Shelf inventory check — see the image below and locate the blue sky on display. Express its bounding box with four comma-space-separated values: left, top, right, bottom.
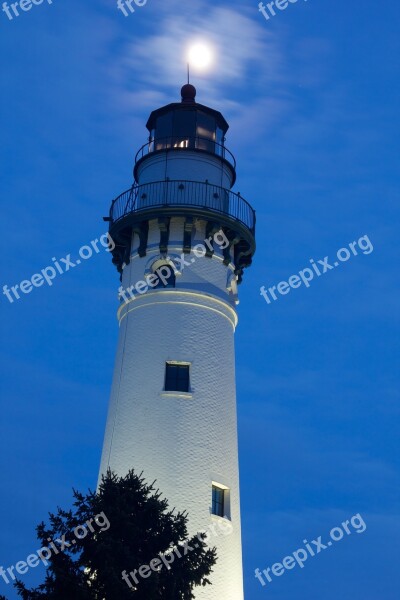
0, 0, 399, 598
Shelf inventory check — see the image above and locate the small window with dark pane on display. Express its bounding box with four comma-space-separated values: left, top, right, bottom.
212, 485, 225, 517
165, 363, 190, 392
153, 264, 175, 289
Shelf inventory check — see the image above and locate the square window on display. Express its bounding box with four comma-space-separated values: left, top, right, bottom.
212, 485, 225, 517
154, 267, 175, 288
165, 363, 190, 392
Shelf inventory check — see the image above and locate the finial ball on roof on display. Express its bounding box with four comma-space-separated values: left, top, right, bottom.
181, 84, 197, 103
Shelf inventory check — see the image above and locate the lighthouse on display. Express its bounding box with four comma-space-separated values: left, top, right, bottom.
99, 83, 256, 599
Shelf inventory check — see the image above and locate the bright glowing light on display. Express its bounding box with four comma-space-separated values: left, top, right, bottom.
187, 43, 214, 70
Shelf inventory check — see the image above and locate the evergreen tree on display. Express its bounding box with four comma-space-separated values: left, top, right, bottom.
13, 470, 217, 599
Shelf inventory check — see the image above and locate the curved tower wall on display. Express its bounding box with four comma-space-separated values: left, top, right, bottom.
99, 85, 256, 600
99, 218, 244, 599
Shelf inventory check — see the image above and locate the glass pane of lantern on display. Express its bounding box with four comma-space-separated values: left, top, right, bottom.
172, 109, 196, 148
155, 113, 173, 149
197, 111, 216, 153
216, 127, 224, 153
197, 111, 216, 141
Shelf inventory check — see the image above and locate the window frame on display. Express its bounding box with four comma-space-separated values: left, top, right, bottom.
164, 362, 190, 393
212, 485, 225, 518
151, 261, 176, 289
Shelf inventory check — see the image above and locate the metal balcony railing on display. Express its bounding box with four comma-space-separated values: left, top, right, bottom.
109, 180, 255, 235
134, 136, 237, 171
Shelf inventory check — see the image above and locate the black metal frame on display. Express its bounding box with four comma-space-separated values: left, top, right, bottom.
105, 179, 256, 283
135, 136, 236, 168
134, 136, 237, 183
109, 179, 255, 235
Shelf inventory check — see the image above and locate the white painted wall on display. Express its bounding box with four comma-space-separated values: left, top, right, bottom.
136, 150, 234, 189
100, 147, 244, 599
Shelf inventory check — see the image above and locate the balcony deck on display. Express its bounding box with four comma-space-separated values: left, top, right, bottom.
106, 179, 256, 281
109, 179, 255, 234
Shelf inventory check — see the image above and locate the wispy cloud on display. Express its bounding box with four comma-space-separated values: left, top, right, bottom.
108, 3, 289, 141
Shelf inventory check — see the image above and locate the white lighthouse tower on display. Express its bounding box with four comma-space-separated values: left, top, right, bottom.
99, 83, 256, 599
